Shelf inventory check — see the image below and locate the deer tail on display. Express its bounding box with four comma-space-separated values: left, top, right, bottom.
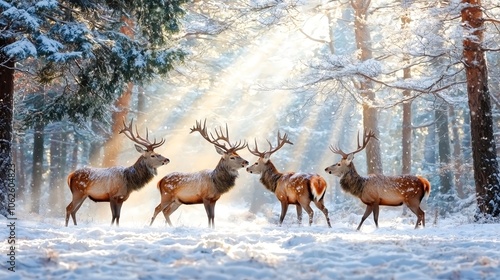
310, 176, 327, 202
67, 172, 75, 193
418, 176, 431, 198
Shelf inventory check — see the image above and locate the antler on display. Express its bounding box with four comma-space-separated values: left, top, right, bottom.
120, 118, 166, 151
190, 119, 246, 152
329, 145, 349, 159
329, 129, 377, 158
248, 131, 293, 158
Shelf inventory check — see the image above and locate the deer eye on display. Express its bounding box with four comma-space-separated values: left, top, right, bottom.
230, 156, 235, 160
151, 155, 156, 158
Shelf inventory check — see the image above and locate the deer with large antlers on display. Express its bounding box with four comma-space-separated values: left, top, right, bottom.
247, 132, 331, 227
65, 119, 169, 226
150, 119, 249, 228
325, 130, 431, 230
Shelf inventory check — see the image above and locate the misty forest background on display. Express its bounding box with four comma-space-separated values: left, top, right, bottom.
1, 0, 500, 223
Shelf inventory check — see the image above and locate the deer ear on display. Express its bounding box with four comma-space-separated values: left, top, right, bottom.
345, 153, 354, 164
135, 144, 146, 155
215, 145, 226, 155
263, 152, 271, 162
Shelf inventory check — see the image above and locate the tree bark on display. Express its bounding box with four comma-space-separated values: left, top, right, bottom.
48, 130, 68, 213
435, 104, 454, 214
352, 0, 383, 174
102, 16, 135, 167
71, 133, 80, 171
0, 36, 15, 217
461, 0, 500, 218
30, 121, 45, 214
137, 85, 147, 124
401, 11, 412, 175
401, 93, 412, 175
89, 122, 103, 166
13, 135, 27, 201
449, 105, 465, 198
101, 83, 133, 167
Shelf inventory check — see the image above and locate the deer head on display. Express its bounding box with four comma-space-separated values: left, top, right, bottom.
190, 119, 248, 170
325, 130, 377, 176
120, 119, 169, 171
247, 131, 293, 174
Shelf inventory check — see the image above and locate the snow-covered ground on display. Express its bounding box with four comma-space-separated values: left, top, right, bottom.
2, 205, 499, 280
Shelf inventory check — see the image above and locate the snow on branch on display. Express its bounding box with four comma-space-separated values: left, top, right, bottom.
309, 55, 382, 79
3, 38, 37, 60
36, 35, 64, 55
47, 52, 83, 63
2, 6, 40, 31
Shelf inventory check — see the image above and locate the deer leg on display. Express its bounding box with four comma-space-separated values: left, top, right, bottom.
301, 203, 314, 226
150, 203, 162, 226
279, 200, 289, 226
71, 197, 87, 226
296, 205, 303, 225
71, 198, 87, 226
150, 196, 172, 226
209, 201, 216, 229
113, 200, 124, 227
65, 194, 87, 226
357, 204, 373, 230
408, 204, 425, 229
203, 199, 216, 228
372, 203, 380, 228
110, 200, 117, 226
65, 202, 75, 227
162, 202, 181, 226
313, 200, 331, 228
420, 208, 425, 228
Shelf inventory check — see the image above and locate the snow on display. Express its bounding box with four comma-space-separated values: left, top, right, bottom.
3, 38, 37, 60
2, 208, 499, 279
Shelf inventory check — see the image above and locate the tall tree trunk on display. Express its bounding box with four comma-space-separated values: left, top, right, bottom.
13, 135, 27, 201
89, 122, 103, 166
424, 124, 436, 169
401, 93, 412, 175
401, 10, 412, 175
102, 16, 135, 167
435, 104, 454, 214
400, 6, 412, 216
449, 105, 465, 198
30, 121, 45, 214
71, 133, 80, 171
49, 131, 62, 210
0, 36, 15, 217
461, 0, 500, 218
137, 85, 147, 124
352, 0, 382, 174
101, 83, 133, 167
48, 130, 68, 214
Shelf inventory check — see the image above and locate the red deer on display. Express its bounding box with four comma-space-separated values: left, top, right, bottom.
325, 130, 431, 230
150, 119, 248, 228
65, 119, 169, 226
246, 132, 331, 227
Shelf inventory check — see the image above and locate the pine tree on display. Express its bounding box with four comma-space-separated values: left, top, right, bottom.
461, 0, 500, 219
0, 0, 187, 216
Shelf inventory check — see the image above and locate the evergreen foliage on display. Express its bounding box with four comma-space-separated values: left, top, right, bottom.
1, 0, 188, 124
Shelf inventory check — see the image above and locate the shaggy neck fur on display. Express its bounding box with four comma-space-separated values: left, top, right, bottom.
339, 163, 367, 198
123, 157, 156, 193
259, 161, 282, 193
211, 158, 239, 194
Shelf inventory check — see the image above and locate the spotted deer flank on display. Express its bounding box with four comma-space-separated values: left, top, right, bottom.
65, 119, 169, 227
150, 119, 248, 228
247, 131, 331, 227
325, 130, 431, 230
